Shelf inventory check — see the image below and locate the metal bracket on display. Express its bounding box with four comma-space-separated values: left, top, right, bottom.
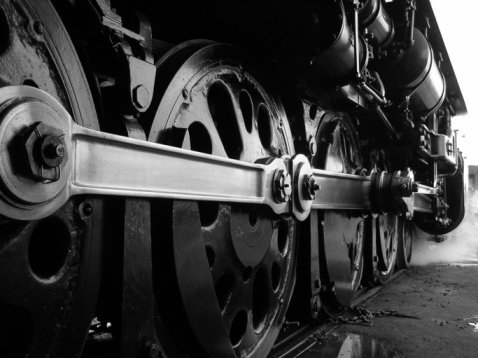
89, 0, 156, 113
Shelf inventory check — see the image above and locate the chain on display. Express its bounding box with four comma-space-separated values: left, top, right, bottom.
325, 306, 418, 326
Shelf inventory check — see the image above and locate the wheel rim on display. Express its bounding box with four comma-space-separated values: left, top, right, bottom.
396, 216, 413, 269
0, 1, 102, 357
149, 43, 297, 357
376, 213, 398, 283
313, 115, 364, 310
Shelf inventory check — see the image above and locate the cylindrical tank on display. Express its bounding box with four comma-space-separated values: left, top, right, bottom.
374, 28, 445, 116
309, 0, 367, 85
360, 0, 394, 48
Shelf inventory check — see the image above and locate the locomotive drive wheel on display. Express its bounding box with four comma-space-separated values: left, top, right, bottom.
0, 1, 102, 357
396, 216, 413, 269
312, 115, 365, 311
375, 213, 398, 284
148, 43, 297, 357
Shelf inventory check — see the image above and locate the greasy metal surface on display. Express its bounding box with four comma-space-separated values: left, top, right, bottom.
310, 1, 366, 84
172, 201, 237, 357
0, 85, 285, 219
148, 43, 297, 357
396, 216, 413, 269
375, 214, 398, 283
412, 194, 433, 213
119, 118, 157, 358
314, 115, 365, 309
312, 170, 371, 210
0, 0, 102, 356
0, 1, 468, 356
417, 0, 467, 114
73, 124, 284, 209
0, 85, 440, 225
362, 0, 394, 47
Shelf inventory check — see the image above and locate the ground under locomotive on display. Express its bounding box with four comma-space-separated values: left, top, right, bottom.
0, 0, 467, 357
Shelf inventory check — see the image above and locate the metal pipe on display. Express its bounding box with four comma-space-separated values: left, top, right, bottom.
354, 0, 361, 79
359, 82, 387, 105
375, 106, 400, 141
406, 0, 416, 48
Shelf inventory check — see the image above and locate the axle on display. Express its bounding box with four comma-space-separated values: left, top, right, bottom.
0, 86, 433, 221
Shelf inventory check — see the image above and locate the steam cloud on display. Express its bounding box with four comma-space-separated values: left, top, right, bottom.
411, 194, 478, 266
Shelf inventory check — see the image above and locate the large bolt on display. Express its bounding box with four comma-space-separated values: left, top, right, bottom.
33, 21, 43, 35
273, 169, 292, 203
80, 202, 93, 219
40, 135, 65, 168
22, 122, 66, 182
133, 85, 150, 109
304, 174, 321, 200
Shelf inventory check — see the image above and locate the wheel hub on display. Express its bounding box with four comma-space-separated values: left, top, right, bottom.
0, 87, 72, 213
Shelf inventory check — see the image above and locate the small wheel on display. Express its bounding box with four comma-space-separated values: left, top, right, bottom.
375, 213, 398, 284
149, 43, 297, 357
396, 216, 413, 269
312, 114, 364, 311
0, 1, 102, 357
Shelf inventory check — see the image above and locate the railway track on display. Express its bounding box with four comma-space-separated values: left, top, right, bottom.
270, 269, 407, 358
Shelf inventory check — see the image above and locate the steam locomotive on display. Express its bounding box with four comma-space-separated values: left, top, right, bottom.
0, 0, 466, 357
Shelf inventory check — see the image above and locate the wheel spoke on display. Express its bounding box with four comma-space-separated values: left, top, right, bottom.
173, 92, 229, 157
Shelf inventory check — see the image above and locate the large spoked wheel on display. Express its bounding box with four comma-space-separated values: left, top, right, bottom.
149, 43, 297, 357
0, 1, 102, 357
313, 115, 364, 312
396, 216, 413, 269
375, 213, 398, 284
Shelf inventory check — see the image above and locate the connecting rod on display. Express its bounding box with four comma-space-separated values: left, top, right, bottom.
0, 86, 434, 221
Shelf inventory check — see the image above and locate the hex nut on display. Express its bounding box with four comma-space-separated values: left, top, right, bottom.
273, 169, 291, 203
21, 122, 66, 182
304, 174, 320, 200
133, 85, 150, 109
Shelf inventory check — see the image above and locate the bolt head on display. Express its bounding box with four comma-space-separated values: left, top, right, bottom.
41, 135, 66, 168
304, 174, 320, 200
133, 85, 150, 109
33, 21, 43, 35
273, 170, 291, 203
21, 122, 66, 182
81, 202, 93, 218
182, 88, 189, 99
